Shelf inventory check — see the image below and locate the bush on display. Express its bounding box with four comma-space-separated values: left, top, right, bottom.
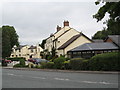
13, 64, 27, 68
2, 60, 7, 66
53, 56, 66, 69
20, 59, 25, 66
40, 62, 54, 69
70, 58, 89, 70
89, 52, 120, 71
63, 61, 71, 70
7, 57, 26, 61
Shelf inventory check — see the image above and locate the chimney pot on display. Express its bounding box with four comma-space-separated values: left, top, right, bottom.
64, 20, 69, 27
57, 25, 61, 32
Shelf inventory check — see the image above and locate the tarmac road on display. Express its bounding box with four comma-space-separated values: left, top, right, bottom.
2, 68, 118, 88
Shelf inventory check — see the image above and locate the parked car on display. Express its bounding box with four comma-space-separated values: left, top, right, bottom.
28, 58, 49, 64
4, 59, 12, 63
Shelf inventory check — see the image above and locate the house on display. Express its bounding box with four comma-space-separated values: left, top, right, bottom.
10, 44, 43, 60
104, 35, 120, 48
44, 21, 92, 56
67, 35, 120, 59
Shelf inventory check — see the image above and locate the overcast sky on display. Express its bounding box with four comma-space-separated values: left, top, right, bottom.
1, 0, 108, 45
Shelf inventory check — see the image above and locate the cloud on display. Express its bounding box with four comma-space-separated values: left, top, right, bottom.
2, 2, 107, 45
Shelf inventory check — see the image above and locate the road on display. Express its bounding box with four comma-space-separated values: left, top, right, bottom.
2, 69, 118, 88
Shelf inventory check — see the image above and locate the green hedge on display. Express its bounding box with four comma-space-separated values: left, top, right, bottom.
70, 58, 89, 70
89, 52, 120, 71
40, 62, 54, 69
7, 57, 26, 61
53, 56, 66, 69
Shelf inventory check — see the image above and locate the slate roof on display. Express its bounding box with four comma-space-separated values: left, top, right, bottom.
58, 33, 93, 50
93, 39, 104, 43
14, 45, 26, 50
68, 42, 119, 52
28, 46, 37, 49
107, 35, 120, 47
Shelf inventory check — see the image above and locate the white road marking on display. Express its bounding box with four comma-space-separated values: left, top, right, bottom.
7, 73, 23, 77
54, 78, 69, 81
32, 77, 46, 79
82, 80, 116, 85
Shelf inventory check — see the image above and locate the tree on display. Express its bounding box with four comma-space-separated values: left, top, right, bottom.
40, 39, 46, 49
2, 26, 19, 58
92, 1, 120, 39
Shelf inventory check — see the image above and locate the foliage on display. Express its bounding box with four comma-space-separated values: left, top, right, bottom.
20, 59, 25, 66
63, 61, 71, 70
40, 39, 46, 49
53, 56, 66, 69
41, 62, 54, 69
7, 57, 26, 61
92, 1, 120, 39
13, 64, 28, 68
1, 26, 19, 58
89, 52, 120, 71
2, 60, 7, 66
70, 58, 89, 70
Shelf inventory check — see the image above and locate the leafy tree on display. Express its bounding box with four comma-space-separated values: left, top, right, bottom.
40, 39, 46, 49
92, 1, 120, 39
2, 26, 19, 58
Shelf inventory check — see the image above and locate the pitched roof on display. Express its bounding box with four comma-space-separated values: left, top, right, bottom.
93, 39, 104, 43
28, 46, 37, 49
58, 34, 81, 50
107, 35, 120, 47
14, 45, 27, 50
68, 42, 119, 52
58, 33, 92, 50
53, 28, 72, 41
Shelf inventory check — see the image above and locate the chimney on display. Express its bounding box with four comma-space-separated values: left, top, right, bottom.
57, 25, 61, 32
63, 20, 69, 27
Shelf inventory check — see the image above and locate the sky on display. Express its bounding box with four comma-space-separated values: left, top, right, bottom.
1, 0, 108, 45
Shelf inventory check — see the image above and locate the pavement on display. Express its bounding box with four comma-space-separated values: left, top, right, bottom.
2, 68, 119, 88
2, 67, 119, 74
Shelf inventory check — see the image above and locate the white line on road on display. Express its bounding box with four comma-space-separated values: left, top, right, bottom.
31, 77, 46, 79
54, 78, 69, 81
7, 73, 23, 77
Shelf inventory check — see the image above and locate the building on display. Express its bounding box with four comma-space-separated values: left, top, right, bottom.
10, 44, 43, 60
68, 35, 120, 59
44, 21, 92, 56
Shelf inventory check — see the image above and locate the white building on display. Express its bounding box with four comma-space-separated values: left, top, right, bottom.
10, 44, 43, 60
45, 21, 92, 56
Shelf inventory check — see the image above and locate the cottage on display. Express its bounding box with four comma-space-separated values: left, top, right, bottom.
44, 21, 92, 56
10, 44, 43, 60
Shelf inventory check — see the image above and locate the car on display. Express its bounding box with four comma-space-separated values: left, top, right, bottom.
28, 58, 49, 64
4, 59, 12, 63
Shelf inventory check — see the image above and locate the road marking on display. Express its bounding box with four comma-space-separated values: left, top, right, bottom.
7, 73, 23, 77
54, 78, 69, 81
32, 77, 46, 79
82, 81, 116, 85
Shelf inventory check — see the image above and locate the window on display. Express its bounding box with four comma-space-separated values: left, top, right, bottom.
31, 49, 33, 53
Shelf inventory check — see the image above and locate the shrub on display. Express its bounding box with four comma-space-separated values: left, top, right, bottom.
40, 62, 54, 69
63, 61, 71, 70
13, 64, 27, 68
53, 56, 66, 69
20, 59, 25, 66
2, 60, 7, 66
7, 57, 26, 61
46, 62, 54, 69
70, 58, 89, 70
89, 52, 120, 71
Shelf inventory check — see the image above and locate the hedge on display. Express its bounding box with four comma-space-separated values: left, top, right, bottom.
53, 56, 66, 69
70, 58, 89, 70
7, 57, 26, 61
89, 52, 120, 71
